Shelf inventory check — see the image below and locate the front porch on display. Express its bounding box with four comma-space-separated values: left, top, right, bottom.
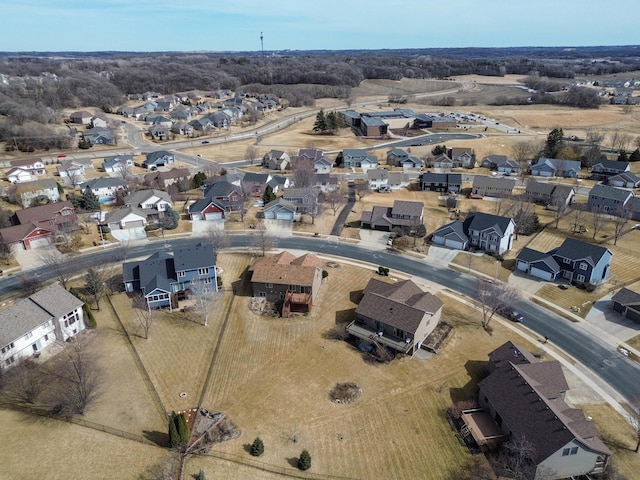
346, 320, 413, 355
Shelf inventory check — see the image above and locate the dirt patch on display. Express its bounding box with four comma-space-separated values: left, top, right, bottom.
329, 382, 362, 404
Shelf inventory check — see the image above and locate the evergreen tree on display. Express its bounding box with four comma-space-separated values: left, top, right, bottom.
629, 148, 640, 163
326, 111, 338, 132
617, 150, 629, 162
313, 109, 327, 133
67, 193, 82, 210
78, 136, 92, 149
168, 412, 180, 447
544, 128, 564, 158
297, 449, 311, 471
178, 412, 190, 445
192, 171, 207, 189
162, 206, 180, 230
262, 185, 276, 204
250, 437, 264, 457
82, 188, 101, 212
334, 152, 343, 167
431, 144, 447, 156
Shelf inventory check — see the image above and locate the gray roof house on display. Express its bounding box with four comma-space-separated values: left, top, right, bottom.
433, 212, 515, 254
262, 150, 290, 171
419, 172, 462, 193
516, 238, 612, 285
587, 183, 634, 213
525, 181, 575, 207
531, 158, 581, 178
80, 177, 127, 202
607, 171, 640, 189
360, 200, 423, 232
471, 176, 516, 198
1, 282, 85, 370
481, 154, 520, 174
591, 160, 630, 180
611, 287, 640, 323
142, 151, 175, 170
386, 148, 409, 166
342, 149, 378, 169
347, 278, 444, 357
464, 341, 611, 479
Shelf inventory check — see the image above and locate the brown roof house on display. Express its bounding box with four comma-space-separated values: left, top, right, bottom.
461, 341, 611, 479
12, 200, 77, 232
360, 200, 423, 232
347, 278, 444, 356
250, 251, 324, 317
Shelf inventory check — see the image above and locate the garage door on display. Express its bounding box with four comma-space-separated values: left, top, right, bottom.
191, 213, 202, 221
530, 266, 553, 281
28, 237, 52, 249
124, 220, 145, 229
516, 260, 529, 273
205, 212, 223, 220
276, 211, 293, 220
445, 239, 464, 249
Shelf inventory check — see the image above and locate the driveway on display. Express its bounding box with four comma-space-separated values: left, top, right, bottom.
13, 244, 58, 270
427, 245, 461, 263
584, 294, 640, 343
191, 219, 226, 237
358, 229, 389, 249
264, 219, 293, 237
110, 227, 147, 242
507, 270, 544, 296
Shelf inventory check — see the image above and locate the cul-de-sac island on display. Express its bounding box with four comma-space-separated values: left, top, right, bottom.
2, 47, 640, 480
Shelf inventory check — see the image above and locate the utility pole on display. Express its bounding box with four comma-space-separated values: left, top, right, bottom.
260, 32, 264, 57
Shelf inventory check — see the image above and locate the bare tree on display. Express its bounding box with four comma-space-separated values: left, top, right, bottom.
475, 279, 519, 328
84, 267, 107, 310
37, 248, 71, 289
324, 188, 344, 216
245, 145, 258, 166
570, 205, 587, 234
119, 239, 132, 262
293, 159, 316, 189
201, 223, 230, 252
64, 165, 82, 187
139, 454, 181, 480
354, 180, 369, 201
550, 197, 570, 229
133, 294, 154, 339
612, 204, 632, 245
591, 206, 608, 240
189, 278, 221, 327
585, 129, 605, 146
20, 274, 40, 297
252, 221, 276, 256
495, 434, 539, 480
511, 141, 534, 176
46, 337, 104, 415
114, 161, 132, 181
77, 213, 93, 235
0, 360, 48, 405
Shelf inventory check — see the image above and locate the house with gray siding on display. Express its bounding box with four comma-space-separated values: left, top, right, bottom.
591, 159, 630, 180
587, 184, 634, 213
419, 172, 462, 193
531, 158, 581, 178
360, 200, 423, 232
525, 181, 575, 207
611, 288, 640, 323
471, 176, 516, 198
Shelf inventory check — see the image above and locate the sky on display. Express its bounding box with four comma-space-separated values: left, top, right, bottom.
1, 0, 639, 52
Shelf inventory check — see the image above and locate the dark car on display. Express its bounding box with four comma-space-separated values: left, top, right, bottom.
201, 140, 210, 144
497, 306, 524, 322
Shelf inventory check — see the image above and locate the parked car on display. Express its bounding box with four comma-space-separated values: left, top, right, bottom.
201, 140, 210, 144
497, 306, 524, 322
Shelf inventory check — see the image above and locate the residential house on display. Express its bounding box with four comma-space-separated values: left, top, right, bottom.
361, 200, 424, 232
342, 149, 378, 169
90, 116, 109, 129
242, 172, 272, 197
9, 179, 60, 207
105, 207, 148, 230
171, 122, 194, 136
188, 198, 226, 221
57, 161, 86, 184
262, 198, 298, 221
5, 167, 34, 184
471, 176, 516, 198
201, 181, 244, 213
148, 125, 169, 140
124, 189, 172, 222
144, 168, 190, 189
9, 158, 46, 176
315, 174, 338, 193
419, 172, 462, 193
249, 251, 324, 317
401, 156, 423, 170
433, 212, 515, 254
587, 183, 634, 214
481, 154, 520, 174
462, 341, 611, 479
266, 175, 293, 194
142, 151, 175, 170
12, 200, 77, 232
516, 237, 612, 284
387, 172, 409, 190
607, 171, 640, 189
346, 278, 444, 356
282, 188, 319, 215
123, 242, 218, 310
591, 160, 630, 180
0, 282, 85, 370
296, 148, 333, 173
103, 155, 134, 174
386, 148, 409, 166
611, 288, 640, 323
367, 169, 389, 191
0, 223, 55, 250
447, 147, 476, 168
209, 111, 232, 128
262, 150, 291, 171
428, 153, 454, 169
69, 110, 93, 125
80, 177, 127, 203
297, 148, 325, 162
531, 158, 581, 178
83, 127, 115, 145
525, 181, 575, 207
190, 117, 214, 132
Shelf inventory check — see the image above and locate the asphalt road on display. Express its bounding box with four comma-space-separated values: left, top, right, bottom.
3, 234, 639, 403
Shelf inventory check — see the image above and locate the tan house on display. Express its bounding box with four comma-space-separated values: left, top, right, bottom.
347, 278, 444, 356
249, 251, 324, 317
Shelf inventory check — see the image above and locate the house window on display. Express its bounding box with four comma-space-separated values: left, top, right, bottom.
265, 283, 273, 288
178, 271, 185, 277
44, 334, 49, 342
1, 342, 15, 354
562, 448, 571, 456
258, 292, 266, 297
563, 258, 571, 264
576, 274, 585, 282
570, 447, 578, 455
198, 267, 209, 275
5, 356, 15, 366
42, 320, 50, 328
495, 413, 503, 427
579, 263, 588, 271
202, 278, 212, 285
24, 332, 33, 340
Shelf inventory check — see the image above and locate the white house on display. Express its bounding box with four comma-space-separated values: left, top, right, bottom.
0, 282, 85, 370
103, 155, 134, 174
105, 207, 148, 230
80, 177, 128, 203
6, 167, 35, 184
124, 189, 172, 213
9, 179, 60, 207
9, 158, 46, 176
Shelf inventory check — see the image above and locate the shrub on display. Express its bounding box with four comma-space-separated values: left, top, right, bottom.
216, 276, 223, 288
195, 470, 205, 480
83, 304, 97, 329
297, 449, 311, 471
250, 437, 264, 457
322, 269, 328, 279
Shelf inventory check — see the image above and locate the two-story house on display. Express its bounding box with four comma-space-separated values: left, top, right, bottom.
9, 158, 46, 176
282, 188, 319, 215
516, 237, 612, 285
249, 251, 324, 317
360, 200, 424, 232
590, 159, 630, 181
525, 181, 575, 207
432, 212, 515, 254
123, 242, 218, 310
80, 177, 128, 203
531, 158, 581, 178
103, 155, 135, 174
462, 341, 610, 479
480, 154, 520, 174
9, 179, 60, 207
142, 151, 175, 170
12, 200, 77, 232
144, 168, 190, 190
346, 278, 444, 357
587, 183, 634, 214
201, 180, 244, 213
342, 149, 378, 169
242, 172, 272, 197
262, 150, 291, 171
0, 282, 85, 370
446, 147, 476, 168
124, 189, 172, 223
386, 148, 409, 167
419, 172, 462, 193
471, 176, 516, 198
